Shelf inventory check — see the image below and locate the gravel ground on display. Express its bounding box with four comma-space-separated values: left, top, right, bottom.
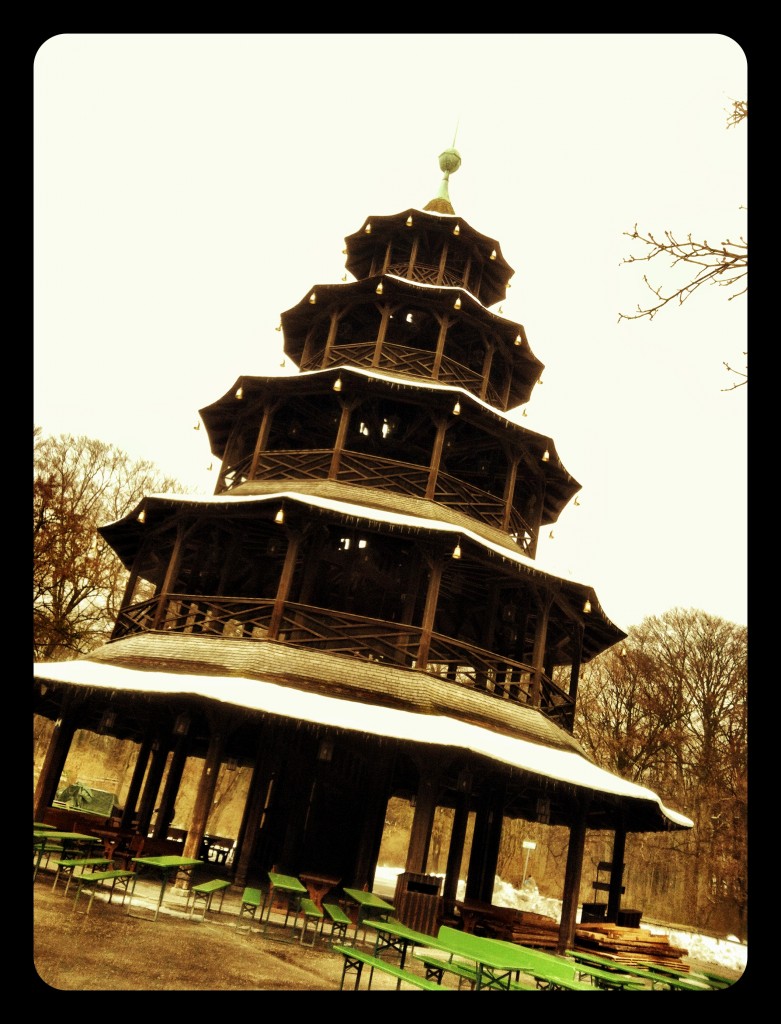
32, 870, 744, 993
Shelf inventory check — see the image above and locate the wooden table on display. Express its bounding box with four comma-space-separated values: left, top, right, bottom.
128, 855, 203, 921
299, 872, 341, 910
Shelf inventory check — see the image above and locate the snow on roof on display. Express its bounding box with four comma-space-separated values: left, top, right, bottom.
34, 657, 692, 830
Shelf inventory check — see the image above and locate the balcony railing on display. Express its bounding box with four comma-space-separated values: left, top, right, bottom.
218, 449, 533, 552
111, 594, 574, 729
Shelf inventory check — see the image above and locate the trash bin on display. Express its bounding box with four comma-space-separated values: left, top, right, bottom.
617, 908, 643, 928
581, 901, 607, 923
393, 872, 443, 936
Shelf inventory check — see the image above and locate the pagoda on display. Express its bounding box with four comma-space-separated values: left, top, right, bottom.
34, 147, 692, 952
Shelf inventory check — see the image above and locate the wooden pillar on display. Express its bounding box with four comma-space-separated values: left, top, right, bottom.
233, 726, 274, 888
606, 828, 627, 923
442, 789, 470, 912
352, 754, 393, 889
405, 775, 439, 873
501, 455, 520, 533
151, 519, 187, 630
151, 730, 189, 840
479, 343, 494, 403
268, 529, 301, 640
248, 402, 276, 480
557, 797, 591, 954
33, 698, 78, 820
328, 401, 352, 479
320, 310, 340, 367
431, 316, 450, 379
530, 591, 554, 705
181, 721, 227, 872
424, 417, 448, 501
414, 553, 443, 670
371, 306, 391, 366
136, 731, 169, 836
120, 730, 155, 830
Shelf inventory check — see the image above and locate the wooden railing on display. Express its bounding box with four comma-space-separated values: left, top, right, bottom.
299, 342, 505, 408
217, 449, 533, 553
111, 595, 573, 728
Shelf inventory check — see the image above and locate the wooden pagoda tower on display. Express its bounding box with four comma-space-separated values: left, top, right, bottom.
34, 147, 692, 952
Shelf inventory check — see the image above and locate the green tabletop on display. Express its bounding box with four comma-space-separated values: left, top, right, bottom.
129, 856, 203, 921
342, 887, 394, 910
268, 872, 307, 893
363, 917, 440, 970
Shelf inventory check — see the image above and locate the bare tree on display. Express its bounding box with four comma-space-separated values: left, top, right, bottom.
33, 427, 182, 661
619, 100, 747, 389
575, 607, 747, 936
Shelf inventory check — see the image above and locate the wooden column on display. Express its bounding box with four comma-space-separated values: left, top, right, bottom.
405, 775, 439, 873
321, 311, 340, 367
414, 553, 443, 670
479, 343, 494, 403
33, 697, 78, 821
248, 402, 276, 480
606, 828, 627, 923
352, 754, 393, 889
151, 519, 187, 630
181, 719, 227, 871
120, 729, 155, 831
530, 591, 554, 706
425, 417, 448, 501
151, 730, 189, 840
233, 726, 274, 888
442, 789, 470, 913
328, 401, 352, 479
557, 797, 590, 954
371, 305, 391, 366
268, 529, 301, 640
431, 316, 450, 379
136, 731, 169, 836
501, 455, 520, 533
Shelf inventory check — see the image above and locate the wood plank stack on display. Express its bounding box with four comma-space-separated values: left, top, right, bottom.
573, 922, 690, 969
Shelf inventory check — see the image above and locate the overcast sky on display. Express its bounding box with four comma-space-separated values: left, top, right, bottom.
33, 33, 747, 632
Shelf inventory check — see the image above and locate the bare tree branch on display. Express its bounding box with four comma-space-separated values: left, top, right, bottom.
617, 228, 747, 323
618, 99, 747, 386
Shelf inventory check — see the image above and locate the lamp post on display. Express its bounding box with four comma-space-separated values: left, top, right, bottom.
522, 840, 536, 885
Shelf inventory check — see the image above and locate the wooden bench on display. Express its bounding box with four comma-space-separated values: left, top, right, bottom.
235, 886, 267, 932
332, 945, 445, 991
186, 878, 232, 920
297, 897, 324, 946
72, 870, 135, 914
323, 902, 352, 946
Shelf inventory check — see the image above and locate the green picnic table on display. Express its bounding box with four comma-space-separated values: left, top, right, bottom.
128, 855, 203, 921
265, 872, 308, 935
341, 888, 395, 942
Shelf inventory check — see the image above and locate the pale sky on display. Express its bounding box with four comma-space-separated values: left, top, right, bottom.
33, 33, 747, 632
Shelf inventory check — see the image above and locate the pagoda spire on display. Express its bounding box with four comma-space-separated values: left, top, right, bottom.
423, 135, 462, 214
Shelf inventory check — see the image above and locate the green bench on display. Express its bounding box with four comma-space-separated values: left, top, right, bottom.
72, 869, 135, 914
186, 878, 232, 920
235, 886, 267, 932
323, 902, 352, 946
52, 857, 114, 895
415, 952, 538, 991
297, 897, 324, 946
332, 945, 446, 991
414, 952, 479, 989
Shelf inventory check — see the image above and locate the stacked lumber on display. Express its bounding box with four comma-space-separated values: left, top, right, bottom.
482, 909, 560, 949
574, 922, 690, 969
